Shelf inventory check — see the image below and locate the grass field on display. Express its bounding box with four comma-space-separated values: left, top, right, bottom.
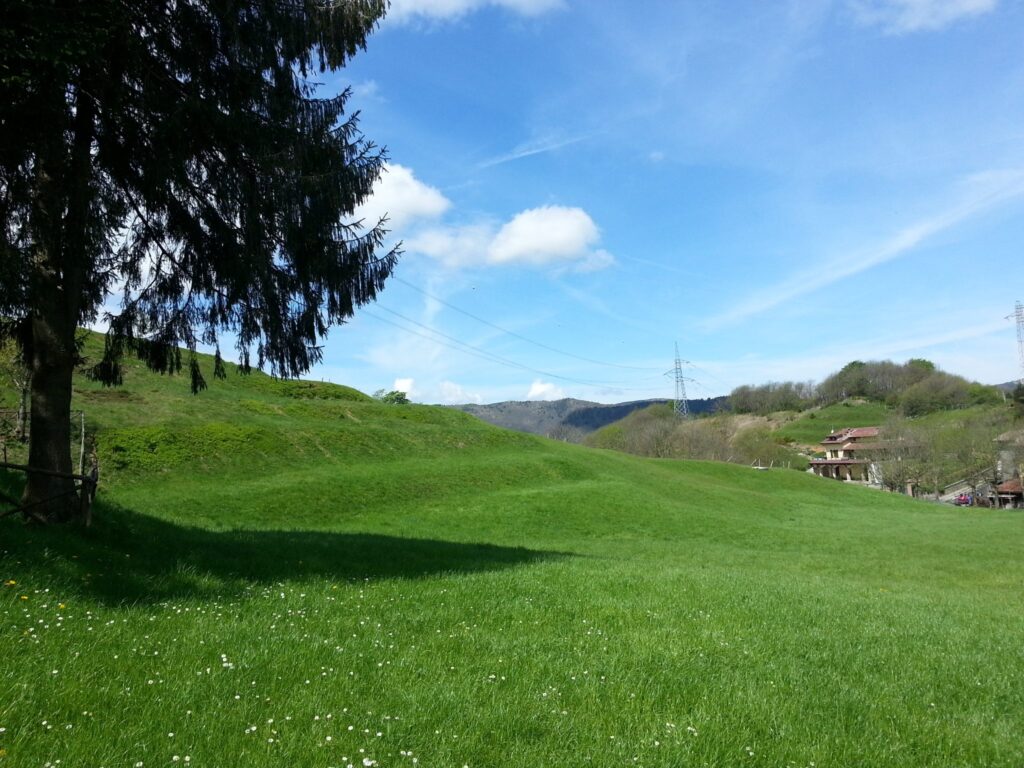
2, 342, 1023, 767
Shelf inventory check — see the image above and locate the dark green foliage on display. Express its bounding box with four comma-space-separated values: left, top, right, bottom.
4, 0, 394, 382
1, 0, 394, 513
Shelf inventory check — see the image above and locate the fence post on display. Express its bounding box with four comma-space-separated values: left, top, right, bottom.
78, 411, 86, 476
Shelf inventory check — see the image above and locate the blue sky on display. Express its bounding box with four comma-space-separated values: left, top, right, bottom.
311, 0, 1024, 404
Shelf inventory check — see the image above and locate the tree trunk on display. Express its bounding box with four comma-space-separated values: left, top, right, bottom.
22, 310, 79, 523
19, 75, 93, 523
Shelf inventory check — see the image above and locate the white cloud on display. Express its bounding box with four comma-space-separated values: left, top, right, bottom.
393, 377, 416, 396
408, 205, 614, 272
490, 206, 599, 265
354, 163, 451, 234
406, 222, 495, 269
438, 380, 483, 404
387, 0, 564, 23
703, 168, 1024, 329
849, 0, 997, 33
527, 379, 566, 400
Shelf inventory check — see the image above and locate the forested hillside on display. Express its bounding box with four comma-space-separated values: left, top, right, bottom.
451, 395, 726, 441
586, 359, 1021, 494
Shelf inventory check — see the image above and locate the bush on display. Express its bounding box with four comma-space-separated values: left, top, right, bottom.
968, 383, 1002, 407
374, 389, 411, 405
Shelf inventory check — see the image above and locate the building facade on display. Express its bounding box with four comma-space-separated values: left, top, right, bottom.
808, 426, 881, 484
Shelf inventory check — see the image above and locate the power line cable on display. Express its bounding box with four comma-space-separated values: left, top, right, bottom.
372, 305, 657, 387
365, 309, 613, 388
390, 275, 663, 372
364, 307, 661, 392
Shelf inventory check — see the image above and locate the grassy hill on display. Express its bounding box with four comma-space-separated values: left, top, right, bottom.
773, 400, 890, 446
450, 395, 726, 441
2, 336, 1023, 767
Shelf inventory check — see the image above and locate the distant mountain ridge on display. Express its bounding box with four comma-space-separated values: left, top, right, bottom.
449, 396, 727, 440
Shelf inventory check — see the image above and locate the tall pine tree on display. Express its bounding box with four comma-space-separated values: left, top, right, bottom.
0, 0, 396, 521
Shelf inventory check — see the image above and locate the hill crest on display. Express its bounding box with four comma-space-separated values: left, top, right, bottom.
450, 396, 726, 440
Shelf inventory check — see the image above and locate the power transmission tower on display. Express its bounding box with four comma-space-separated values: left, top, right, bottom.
670, 343, 690, 419
1014, 300, 1024, 385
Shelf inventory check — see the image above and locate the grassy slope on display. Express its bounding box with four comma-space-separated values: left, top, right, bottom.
2, 339, 1023, 767
772, 401, 890, 446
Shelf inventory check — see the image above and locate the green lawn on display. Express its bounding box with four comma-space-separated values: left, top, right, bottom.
2, 343, 1023, 767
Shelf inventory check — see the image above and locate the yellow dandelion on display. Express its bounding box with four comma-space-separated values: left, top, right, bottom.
3, 580, 15, 586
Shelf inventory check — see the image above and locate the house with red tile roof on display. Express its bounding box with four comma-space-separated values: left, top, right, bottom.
991, 477, 1023, 508
808, 426, 881, 484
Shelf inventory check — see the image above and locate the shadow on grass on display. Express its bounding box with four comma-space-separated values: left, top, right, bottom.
0, 473, 567, 605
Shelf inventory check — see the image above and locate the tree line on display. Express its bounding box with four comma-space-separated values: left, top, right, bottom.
584, 404, 807, 469
586, 359, 1022, 486
868, 409, 1014, 501
729, 359, 1004, 416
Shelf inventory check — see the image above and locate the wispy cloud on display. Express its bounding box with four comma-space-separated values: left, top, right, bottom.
350, 80, 382, 101
703, 169, 1024, 330
697, 317, 1010, 391
849, 0, 998, 33
861, 317, 1011, 358
617, 253, 704, 279
558, 284, 664, 336
477, 134, 593, 169
387, 0, 564, 24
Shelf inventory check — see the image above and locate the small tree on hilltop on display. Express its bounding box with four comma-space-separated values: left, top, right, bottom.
1, 0, 397, 521
374, 390, 410, 405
